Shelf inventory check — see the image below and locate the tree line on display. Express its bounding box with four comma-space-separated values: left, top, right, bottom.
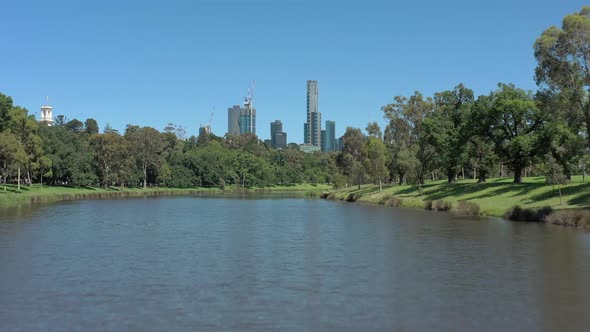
0, 99, 338, 190
1, 7, 590, 192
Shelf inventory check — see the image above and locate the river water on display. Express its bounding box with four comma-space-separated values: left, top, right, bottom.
1, 195, 589, 331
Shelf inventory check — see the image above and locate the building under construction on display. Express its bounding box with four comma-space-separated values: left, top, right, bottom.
227, 82, 256, 136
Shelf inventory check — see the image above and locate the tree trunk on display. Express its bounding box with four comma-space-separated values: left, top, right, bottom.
27, 170, 32, 187
558, 184, 563, 205
398, 172, 404, 186
513, 165, 523, 183
447, 170, 455, 184
461, 167, 465, 180
478, 170, 487, 183
473, 165, 477, 180
379, 176, 382, 192
17, 167, 21, 191
143, 166, 147, 189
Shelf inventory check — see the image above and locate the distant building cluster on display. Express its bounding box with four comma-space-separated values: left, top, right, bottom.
222, 79, 344, 153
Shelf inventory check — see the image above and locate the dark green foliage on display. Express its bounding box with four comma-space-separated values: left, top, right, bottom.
505, 205, 553, 222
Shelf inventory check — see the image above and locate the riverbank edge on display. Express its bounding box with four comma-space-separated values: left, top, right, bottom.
319, 189, 590, 229
0, 185, 330, 208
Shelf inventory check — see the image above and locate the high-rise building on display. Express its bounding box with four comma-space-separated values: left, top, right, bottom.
275, 132, 287, 149
271, 120, 282, 147
239, 107, 256, 135
199, 125, 211, 136
323, 120, 336, 152
304, 80, 321, 147
321, 130, 326, 152
227, 105, 241, 136
270, 120, 287, 149
228, 105, 256, 136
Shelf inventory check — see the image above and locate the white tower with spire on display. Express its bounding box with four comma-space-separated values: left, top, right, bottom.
40, 97, 54, 126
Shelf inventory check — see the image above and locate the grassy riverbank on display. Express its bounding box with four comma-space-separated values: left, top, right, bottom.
0, 183, 330, 207
323, 176, 590, 217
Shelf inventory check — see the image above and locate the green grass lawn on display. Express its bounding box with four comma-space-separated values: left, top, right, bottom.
328, 176, 590, 217
0, 183, 331, 207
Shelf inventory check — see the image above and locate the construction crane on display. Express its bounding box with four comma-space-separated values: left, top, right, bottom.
207, 107, 215, 133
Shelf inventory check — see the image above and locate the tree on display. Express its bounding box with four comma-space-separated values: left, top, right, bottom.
362, 137, 390, 191
350, 160, 368, 190
534, 6, 590, 149
485, 83, 546, 183
0, 132, 26, 191
365, 122, 382, 138
424, 84, 474, 183
382, 91, 436, 184
7, 107, 45, 186
90, 133, 130, 188
66, 119, 84, 133
84, 118, 99, 135
104, 123, 119, 134
0, 92, 13, 131
126, 127, 166, 189
38, 156, 53, 186
544, 153, 567, 205
342, 127, 366, 160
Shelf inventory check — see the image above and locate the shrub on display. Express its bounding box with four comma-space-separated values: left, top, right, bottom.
424, 200, 433, 210
387, 196, 404, 207
434, 200, 452, 211
456, 201, 480, 216
505, 205, 553, 222
345, 193, 361, 202
545, 210, 590, 228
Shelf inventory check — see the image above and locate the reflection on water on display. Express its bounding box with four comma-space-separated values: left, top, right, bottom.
0, 196, 589, 331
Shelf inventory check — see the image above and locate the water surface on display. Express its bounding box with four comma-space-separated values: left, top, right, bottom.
1, 195, 589, 331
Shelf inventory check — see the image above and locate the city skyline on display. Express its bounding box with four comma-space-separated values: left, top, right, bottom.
2, 0, 584, 142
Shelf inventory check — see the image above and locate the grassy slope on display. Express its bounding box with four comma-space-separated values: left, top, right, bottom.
0, 183, 330, 206
328, 176, 590, 217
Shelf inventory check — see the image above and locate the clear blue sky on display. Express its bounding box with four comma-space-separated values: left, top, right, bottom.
1, 0, 585, 142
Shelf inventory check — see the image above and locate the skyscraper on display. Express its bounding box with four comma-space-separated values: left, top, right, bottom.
228, 105, 256, 136
275, 132, 287, 149
270, 120, 286, 149
323, 120, 335, 152
227, 105, 241, 136
239, 107, 256, 135
304, 80, 321, 147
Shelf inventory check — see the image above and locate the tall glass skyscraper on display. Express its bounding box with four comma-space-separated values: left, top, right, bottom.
322, 120, 335, 152
304, 80, 321, 147
228, 105, 256, 136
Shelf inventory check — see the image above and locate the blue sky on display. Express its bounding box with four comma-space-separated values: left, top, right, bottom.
0, 0, 585, 142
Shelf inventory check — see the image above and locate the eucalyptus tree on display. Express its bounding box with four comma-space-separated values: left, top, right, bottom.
534, 6, 590, 149
382, 91, 435, 184
362, 137, 390, 191
0, 132, 26, 191
126, 126, 166, 189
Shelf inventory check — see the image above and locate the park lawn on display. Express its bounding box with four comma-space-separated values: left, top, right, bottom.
328, 176, 590, 217
0, 183, 331, 206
